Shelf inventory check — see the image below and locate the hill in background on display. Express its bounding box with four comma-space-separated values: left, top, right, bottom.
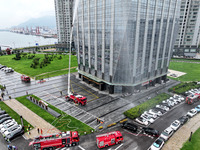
15, 16, 56, 29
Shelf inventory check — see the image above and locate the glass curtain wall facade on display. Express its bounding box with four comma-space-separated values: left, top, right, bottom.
73, 0, 181, 93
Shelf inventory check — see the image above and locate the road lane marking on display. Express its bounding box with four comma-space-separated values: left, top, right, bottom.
78, 145, 86, 150
115, 144, 123, 150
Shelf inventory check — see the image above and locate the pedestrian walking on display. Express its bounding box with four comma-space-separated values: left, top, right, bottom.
4, 85, 6, 89
60, 91, 62, 96
41, 129, 43, 134
6, 90, 8, 95
37, 128, 40, 134
26, 91, 28, 95
28, 124, 30, 131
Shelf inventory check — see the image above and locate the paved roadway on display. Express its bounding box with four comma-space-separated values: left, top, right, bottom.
1, 70, 197, 149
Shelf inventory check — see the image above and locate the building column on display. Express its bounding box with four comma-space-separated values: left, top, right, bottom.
109, 85, 114, 94
81, 0, 85, 68
94, 0, 98, 76
167, 0, 179, 67
88, 0, 91, 72
109, 0, 115, 82
102, 0, 105, 79
155, 1, 166, 75
132, 0, 141, 82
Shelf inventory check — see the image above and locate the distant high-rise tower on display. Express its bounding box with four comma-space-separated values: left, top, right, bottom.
73, 0, 181, 94
54, 0, 73, 51
174, 0, 200, 57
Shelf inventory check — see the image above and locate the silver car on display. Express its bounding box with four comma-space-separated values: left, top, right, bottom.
1, 121, 18, 134
4, 125, 23, 140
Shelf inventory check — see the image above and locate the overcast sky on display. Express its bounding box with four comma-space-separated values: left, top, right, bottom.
0, 0, 55, 29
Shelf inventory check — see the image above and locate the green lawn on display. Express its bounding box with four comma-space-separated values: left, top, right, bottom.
181, 128, 200, 150
0, 54, 78, 78
169, 61, 200, 82
0, 101, 32, 132
124, 93, 171, 119
16, 95, 94, 135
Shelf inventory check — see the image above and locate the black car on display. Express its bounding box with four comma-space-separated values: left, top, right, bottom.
152, 107, 166, 114
121, 122, 138, 133
0, 110, 6, 115
0, 116, 12, 124
178, 116, 189, 125
142, 127, 159, 137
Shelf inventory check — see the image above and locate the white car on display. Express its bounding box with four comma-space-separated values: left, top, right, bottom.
135, 117, 149, 126
170, 120, 181, 131
148, 137, 165, 150
170, 97, 181, 103
5, 68, 14, 73
156, 105, 169, 111
0, 119, 15, 129
148, 109, 162, 117
163, 100, 175, 107
187, 109, 197, 118
160, 127, 174, 141
144, 111, 158, 119
141, 114, 155, 124
167, 98, 178, 105
1, 122, 18, 134
173, 95, 184, 101
4, 125, 23, 140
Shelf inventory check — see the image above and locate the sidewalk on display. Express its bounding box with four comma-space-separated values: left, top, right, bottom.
4, 99, 60, 139
163, 113, 200, 150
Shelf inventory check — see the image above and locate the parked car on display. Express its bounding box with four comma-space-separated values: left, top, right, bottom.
143, 127, 159, 137
170, 120, 181, 131
168, 98, 178, 105
121, 122, 138, 133
160, 127, 174, 141
0, 114, 9, 120
5, 68, 14, 73
148, 109, 162, 117
0, 65, 6, 69
135, 117, 149, 126
170, 97, 181, 103
0, 110, 6, 115
141, 114, 155, 124
148, 137, 165, 150
1, 122, 18, 134
0, 119, 15, 129
156, 105, 169, 111
152, 107, 166, 114
161, 102, 172, 109
187, 109, 197, 118
4, 125, 24, 140
144, 111, 158, 119
173, 95, 184, 101
178, 116, 189, 125
194, 105, 200, 113
0, 117, 12, 124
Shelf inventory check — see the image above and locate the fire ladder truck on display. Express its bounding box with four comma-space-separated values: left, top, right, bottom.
65, 93, 87, 106
29, 131, 79, 150
186, 93, 200, 104
96, 131, 123, 149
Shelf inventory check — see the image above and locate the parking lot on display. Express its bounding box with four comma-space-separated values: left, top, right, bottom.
1, 68, 199, 149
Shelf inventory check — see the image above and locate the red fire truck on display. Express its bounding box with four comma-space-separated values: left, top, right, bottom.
65, 93, 87, 106
29, 131, 79, 150
21, 75, 31, 82
186, 93, 200, 104
96, 131, 123, 148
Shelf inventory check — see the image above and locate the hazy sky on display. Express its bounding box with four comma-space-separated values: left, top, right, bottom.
0, 0, 55, 29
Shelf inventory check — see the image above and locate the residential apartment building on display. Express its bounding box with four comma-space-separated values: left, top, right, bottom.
72, 0, 181, 94
54, 0, 73, 51
174, 0, 200, 57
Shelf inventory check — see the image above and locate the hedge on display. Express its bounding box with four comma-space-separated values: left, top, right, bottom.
123, 93, 170, 119
168, 82, 200, 95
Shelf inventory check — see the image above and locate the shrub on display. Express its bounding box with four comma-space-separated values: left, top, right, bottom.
124, 93, 171, 119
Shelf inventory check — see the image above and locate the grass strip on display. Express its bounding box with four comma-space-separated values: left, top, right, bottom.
0, 101, 32, 132
124, 93, 171, 119
16, 95, 94, 135
181, 128, 200, 150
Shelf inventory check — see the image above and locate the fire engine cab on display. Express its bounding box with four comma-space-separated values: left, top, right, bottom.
65, 93, 87, 106
29, 131, 79, 150
186, 93, 200, 104
96, 131, 123, 149
21, 75, 31, 82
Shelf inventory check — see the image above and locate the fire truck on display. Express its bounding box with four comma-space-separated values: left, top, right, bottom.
96, 131, 123, 149
21, 75, 31, 82
29, 131, 79, 150
186, 93, 200, 104
65, 93, 87, 106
